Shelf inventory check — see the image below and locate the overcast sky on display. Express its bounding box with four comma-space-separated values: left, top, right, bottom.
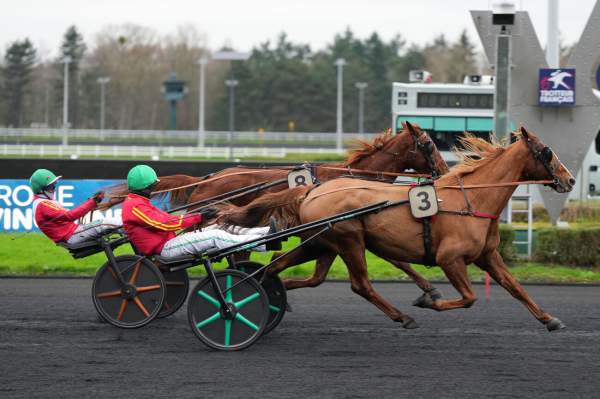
1, 0, 597, 59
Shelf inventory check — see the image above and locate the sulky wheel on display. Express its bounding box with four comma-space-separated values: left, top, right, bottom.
187, 269, 269, 351
231, 261, 287, 335
157, 269, 189, 319
92, 255, 165, 329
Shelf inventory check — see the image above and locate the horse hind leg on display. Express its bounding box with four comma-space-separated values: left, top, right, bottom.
339, 243, 418, 329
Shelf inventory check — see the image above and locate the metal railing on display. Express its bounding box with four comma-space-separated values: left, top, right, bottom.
0, 143, 344, 159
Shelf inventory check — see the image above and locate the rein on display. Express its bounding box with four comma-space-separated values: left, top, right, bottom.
317, 166, 431, 179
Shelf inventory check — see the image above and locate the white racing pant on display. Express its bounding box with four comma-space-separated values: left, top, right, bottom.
160, 226, 270, 259
66, 217, 123, 244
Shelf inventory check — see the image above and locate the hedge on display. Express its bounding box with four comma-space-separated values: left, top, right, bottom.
498, 224, 516, 262
534, 226, 600, 267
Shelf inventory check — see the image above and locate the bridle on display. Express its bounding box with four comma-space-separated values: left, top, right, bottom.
412, 134, 440, 179
523, 137, 560, 186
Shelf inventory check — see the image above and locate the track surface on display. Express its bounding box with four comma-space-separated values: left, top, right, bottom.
1, 278, 599, 398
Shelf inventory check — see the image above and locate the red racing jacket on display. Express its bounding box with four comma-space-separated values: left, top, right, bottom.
121, 193, 201, 256
32, 195, 97, 242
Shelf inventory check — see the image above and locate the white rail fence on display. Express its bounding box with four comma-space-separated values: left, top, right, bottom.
0, 144, 344, 159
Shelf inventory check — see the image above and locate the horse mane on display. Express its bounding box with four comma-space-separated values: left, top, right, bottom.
344, 129, 396, 166
443, 132, 514, 180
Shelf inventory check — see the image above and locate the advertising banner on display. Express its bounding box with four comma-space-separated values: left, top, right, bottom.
538, 68, 576, 106
0, 179, 124, 232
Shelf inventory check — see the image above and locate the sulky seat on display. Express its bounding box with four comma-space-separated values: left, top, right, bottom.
154, 254, 198, 267
58, 240, 103, 259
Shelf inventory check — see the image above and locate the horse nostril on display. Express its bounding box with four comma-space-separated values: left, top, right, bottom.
569, 178, 576, 186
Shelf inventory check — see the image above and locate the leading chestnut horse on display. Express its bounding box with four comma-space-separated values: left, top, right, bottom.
220, 127, 575, 331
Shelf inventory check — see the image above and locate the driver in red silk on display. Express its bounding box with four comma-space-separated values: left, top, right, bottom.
29, 168, 120, 244
122, 165, 280, 258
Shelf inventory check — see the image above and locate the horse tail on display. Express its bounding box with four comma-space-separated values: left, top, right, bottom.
218, 185, 314, 228
99, 174, 205, 211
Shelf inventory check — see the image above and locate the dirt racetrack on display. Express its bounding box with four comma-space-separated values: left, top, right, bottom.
1, 278, 599, 398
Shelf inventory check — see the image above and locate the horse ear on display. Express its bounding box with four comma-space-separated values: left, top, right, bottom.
405, 121, 419, 137
520, 126, 530, 141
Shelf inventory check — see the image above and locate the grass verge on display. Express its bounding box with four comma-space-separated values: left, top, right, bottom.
2, 233, 600, 283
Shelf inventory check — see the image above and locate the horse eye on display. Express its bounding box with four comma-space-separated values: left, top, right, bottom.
541, 147, 553, 162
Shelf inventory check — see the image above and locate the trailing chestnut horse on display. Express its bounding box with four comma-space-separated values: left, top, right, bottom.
100, 122, 448, 210
101, 123, 447, 294
220, 127, 575, 331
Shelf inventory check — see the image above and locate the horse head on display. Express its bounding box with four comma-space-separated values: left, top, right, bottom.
402, 121, 449, 178
519, 126, 575, 193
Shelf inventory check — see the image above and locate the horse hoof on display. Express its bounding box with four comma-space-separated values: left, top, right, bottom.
428, 288, 442, 301
402, 318, 419, 329
412, 293, 433, 308
546, 318, 566, 332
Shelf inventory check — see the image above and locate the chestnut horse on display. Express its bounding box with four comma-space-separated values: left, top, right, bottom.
101, 122, 448, 210
220, 127, 575, 331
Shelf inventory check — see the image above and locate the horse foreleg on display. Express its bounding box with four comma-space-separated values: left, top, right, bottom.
425, 259, 477, 311
266, 246, 319, 277
283, 252, 337, 290
385, 259, 443, 306
339, 244, 418, 329
475, 250, 564, 331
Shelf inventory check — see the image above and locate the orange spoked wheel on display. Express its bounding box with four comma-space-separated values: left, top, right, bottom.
92, 255, 165, 329
157, 269, 189, 319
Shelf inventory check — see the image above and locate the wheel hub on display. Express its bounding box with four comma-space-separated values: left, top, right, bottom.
121, 283, 137, 299
220, 303, 238, 320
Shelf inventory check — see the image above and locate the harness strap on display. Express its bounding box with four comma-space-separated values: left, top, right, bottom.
458, 177, 474, 214
421, 217, 436, 266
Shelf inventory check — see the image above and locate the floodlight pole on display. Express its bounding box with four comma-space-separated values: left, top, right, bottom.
335, 58, 346, 152
355, 82, 368, 136
197, 56, 209, 147
62, 55, 72, 146
97, 77, 110, 138
225, 79, 239, 160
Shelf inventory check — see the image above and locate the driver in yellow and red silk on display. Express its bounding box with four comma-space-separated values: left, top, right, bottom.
29, 169, 122, 245
121, 165, 281, 259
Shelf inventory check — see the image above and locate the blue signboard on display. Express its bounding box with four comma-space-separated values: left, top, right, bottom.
0, 179, 172, 232
538, 68, 576, 106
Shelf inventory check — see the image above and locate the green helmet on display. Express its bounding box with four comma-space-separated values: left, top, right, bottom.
127, 165, 159, 191
29, 169, 62, 194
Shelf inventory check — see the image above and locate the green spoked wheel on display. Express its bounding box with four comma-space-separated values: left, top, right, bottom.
92, 255, 165, 329
187, 270, 269, 351
231, 261, 287, 335
157, 269, 189, 319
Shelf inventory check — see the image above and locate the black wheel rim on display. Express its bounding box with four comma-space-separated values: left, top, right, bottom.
232, 261, 287, 335
157, 269, 189, 319
187, 270, 268, 351
92, 255, 165, 329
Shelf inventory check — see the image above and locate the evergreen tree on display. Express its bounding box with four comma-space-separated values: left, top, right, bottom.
1, 39, 36, 127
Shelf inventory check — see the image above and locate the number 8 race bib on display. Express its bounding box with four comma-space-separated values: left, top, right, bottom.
287, 169, 313, 188
408, 185, 438, 218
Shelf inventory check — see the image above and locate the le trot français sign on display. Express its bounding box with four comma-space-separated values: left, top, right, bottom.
538, 68, 576, 107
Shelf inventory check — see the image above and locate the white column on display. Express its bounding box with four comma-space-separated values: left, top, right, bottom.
547, 0, 560, 68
